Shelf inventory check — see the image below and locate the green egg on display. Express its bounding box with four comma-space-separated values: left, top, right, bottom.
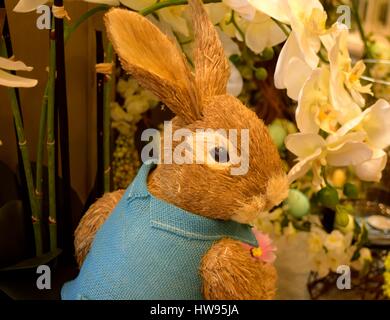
268, 122, 287, 149
335, 205, 350, 227
286, 189, 310, 218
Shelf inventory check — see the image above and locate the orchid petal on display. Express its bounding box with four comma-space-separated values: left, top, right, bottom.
227, 62, 243, 97
0, 69, 38, 88
296, 68, 327, 134
119, 0, 153, 10
327, 131, 366, 147
287, 148, 323, 183
335, 110, 365, 137
205, 3, 230, 25
245, 15, 286, 54
158, 6, 189, 37
248, 0, 290, 24
362, 99, 390, 149
217, 27, 241, 57
275, 33, 313, 100
0, 57, 34, 71
326, 141, 372, 167
13, 0, 48, 13
223, 0, 256, 21
85, 0, 120, 6
285, 133, 325, 158
354, 149, 387, 182
275, 33, 300, 89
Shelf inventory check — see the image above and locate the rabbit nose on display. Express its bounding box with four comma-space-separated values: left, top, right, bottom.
265, 174, 289, 211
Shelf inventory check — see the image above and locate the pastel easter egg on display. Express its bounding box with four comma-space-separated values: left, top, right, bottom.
268, 122, 287, 150
286, 189, 310, 218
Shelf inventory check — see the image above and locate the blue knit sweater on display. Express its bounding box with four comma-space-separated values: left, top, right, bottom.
61, 163, 257, 300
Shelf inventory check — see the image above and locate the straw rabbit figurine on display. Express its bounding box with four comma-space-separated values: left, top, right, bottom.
62, 0, 289, 300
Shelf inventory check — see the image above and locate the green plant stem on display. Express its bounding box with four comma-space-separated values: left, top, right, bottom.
64, 4, 109, 43
318, 46, 329, 64
103, 42, 113, 193
0, 38, 42, 256
140, 0, 221, 16
47, 31, 57, 251
351, 0, 370, 58
321, 166, 331, 187
35, 84, 49, 231
271, 17, 290, 37
228, 11, 245, 42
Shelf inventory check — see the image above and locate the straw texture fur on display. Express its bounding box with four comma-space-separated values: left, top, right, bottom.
74, 190, 124, 267
200, 238, 277, 299
104, 8, 200, 123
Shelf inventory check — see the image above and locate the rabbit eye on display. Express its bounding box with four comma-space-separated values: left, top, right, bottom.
210, 147, 230, 163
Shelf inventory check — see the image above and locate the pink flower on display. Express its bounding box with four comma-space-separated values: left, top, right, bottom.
242, 229, 277, 263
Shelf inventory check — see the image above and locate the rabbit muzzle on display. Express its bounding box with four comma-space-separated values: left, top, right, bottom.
231, 174, 289, 224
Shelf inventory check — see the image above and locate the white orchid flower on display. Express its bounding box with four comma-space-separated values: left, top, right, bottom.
227, 61, 243, 96
250, 0, 327, 67
243, 12, 287, 54
205, 3, 231, 25
248, 0, 292, 24
328, 26, 372, 122
0, 56, 38, 88
285, 132, 373, 186
157, 5, 190, 37
354, 149, 387, 182
250, 0, 333, 100
287, 0, 327, 69
274, 32, 313, 100
296, 66, 339, 134
223, 0, 256, 21
336, 99, 390, 150
221, 1, 286, 54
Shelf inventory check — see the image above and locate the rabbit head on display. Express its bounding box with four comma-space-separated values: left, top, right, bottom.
104, 0, 289, 224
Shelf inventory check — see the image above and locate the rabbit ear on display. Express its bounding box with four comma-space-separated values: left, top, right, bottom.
189, 0, 230, 99
104, 8, 201, 123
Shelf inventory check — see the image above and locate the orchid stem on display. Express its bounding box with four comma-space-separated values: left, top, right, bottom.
351, 0, 370, 58
65, 5, 109, 43
140, 0, 221, 16
35, 83, 49, 250
227, 11, 245, 42
271, 17, 290, 37
47, 28, 57, 251
0, 37, 43, 256
103, 42, 113, 193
